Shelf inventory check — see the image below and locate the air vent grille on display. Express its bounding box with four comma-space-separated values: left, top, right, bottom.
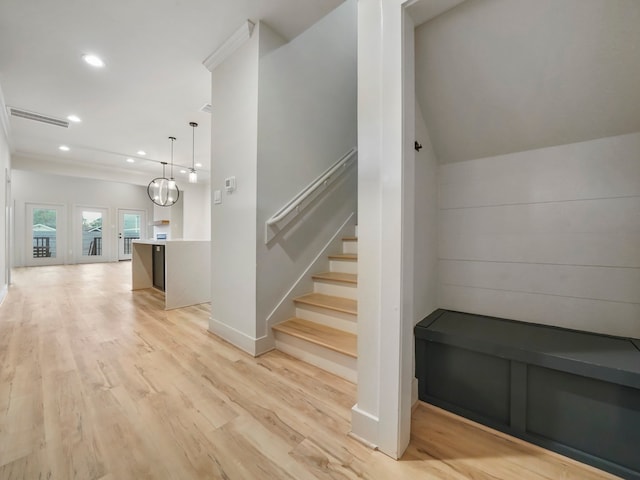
8, 107, 69, 128
199, 103, 212, 114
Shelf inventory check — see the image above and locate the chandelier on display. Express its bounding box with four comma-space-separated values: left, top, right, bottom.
147, 136, 179, 207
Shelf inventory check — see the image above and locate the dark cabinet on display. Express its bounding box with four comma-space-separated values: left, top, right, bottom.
152, 245, 165, 291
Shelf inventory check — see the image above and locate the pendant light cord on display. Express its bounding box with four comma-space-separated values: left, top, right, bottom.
189, 122, 198, 171
169, 136, 176, 179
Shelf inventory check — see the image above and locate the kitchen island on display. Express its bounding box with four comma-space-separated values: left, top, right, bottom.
131, 239, 210, 310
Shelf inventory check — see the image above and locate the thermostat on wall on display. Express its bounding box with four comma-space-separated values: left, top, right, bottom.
224, 176, 236, 193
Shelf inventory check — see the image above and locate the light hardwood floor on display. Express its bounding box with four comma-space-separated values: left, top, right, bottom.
0, 263, 618, 479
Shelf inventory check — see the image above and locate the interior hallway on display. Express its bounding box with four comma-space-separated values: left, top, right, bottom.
0, 262, 617, 479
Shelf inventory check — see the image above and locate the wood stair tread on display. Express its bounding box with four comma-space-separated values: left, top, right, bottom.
328, 253, 357, 261
273, 318, 357, 358
311, 272, 357, 285
294, 293, 357, 315
342, 236, 358, 241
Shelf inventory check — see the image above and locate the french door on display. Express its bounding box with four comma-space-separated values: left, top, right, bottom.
118, 209, 145, 260
26, 203, 65, 266
75, 206, 109, 263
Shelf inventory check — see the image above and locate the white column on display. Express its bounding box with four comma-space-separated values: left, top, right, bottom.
204, 22, 261, 354
352, 0, 415, 459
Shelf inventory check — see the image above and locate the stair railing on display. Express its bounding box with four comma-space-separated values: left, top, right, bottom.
264, 147, 357, 244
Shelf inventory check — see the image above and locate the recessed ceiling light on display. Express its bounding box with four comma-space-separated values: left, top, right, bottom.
179, 169, 187, 174
82, 54, 105, 68
67, 114, 81, 123
59, 145, 70, 151
195, 163, 202, 168
137, 150, 146, 156
126, 158, 135, 163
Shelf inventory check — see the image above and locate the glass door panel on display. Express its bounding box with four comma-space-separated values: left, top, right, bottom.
75, 206, 109, 263
27, 203, 65, 266
118, 209, 145, 260
82, 210, 103, 257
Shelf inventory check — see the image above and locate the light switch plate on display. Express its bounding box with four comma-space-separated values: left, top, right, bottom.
213, 190, 222, 204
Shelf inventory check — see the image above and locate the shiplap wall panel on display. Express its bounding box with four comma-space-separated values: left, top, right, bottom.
439, 132, 640, 209
440, 260, 640, 305
439, 285, 640, 338
439, 197, 640, 267
438, 133, 640, 337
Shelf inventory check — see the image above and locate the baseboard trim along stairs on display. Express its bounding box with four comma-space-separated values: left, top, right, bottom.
272, 233, 358, 383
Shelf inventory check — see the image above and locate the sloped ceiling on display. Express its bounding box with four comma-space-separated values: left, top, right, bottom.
415, 0, 640, 164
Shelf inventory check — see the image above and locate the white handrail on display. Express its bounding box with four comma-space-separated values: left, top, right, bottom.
264, 147, 357, 242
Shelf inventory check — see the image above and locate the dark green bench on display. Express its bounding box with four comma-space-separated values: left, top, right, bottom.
415, 309, 640, 480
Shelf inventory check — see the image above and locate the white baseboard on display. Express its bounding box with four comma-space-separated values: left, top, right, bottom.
350, 404, 379, 449
208, 316, 269, 357
0, 284, 7, 306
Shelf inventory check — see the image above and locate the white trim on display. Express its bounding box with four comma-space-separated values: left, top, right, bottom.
208, 316, 269, 357
350, 404, 379, 449
0, 284, 7, 306
202, 20, 256, 72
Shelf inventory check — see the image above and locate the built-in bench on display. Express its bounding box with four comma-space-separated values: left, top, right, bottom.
414, 309, 640, 480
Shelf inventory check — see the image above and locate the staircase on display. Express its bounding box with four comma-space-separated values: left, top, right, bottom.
272, 235, 358, 382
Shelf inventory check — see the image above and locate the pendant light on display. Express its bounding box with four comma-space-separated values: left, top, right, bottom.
188, 121, 198, 184
147, 137, 180, 207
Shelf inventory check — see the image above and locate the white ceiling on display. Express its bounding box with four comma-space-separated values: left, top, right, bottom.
415, 0, 640, 164
0, 0, 344, 185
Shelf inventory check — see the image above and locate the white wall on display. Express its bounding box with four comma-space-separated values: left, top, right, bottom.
255, 0, 357, 338
0, 87, 10, 302
208, 24, 261, 351
415, 0, 640, 164
438, 132, 640, 338
12, 169, 153, 266
182, 183, 210, 240
208, 6, 358, 354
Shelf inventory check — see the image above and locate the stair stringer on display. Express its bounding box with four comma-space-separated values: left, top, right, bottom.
259, 212, 356, 355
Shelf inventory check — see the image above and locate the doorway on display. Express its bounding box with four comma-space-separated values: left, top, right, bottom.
118, 209, 145, 261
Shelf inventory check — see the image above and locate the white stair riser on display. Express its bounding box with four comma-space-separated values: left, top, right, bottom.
295, 305, 357, 334
274, 332, 357, 383
342, 241, 358, 254
330, 259, 357, 274
313, 280, 357, 300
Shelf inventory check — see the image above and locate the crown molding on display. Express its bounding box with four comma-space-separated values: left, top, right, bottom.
203, 20, 255, 72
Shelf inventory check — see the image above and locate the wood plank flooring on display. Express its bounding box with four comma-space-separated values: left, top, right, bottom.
0, 262, 618, 480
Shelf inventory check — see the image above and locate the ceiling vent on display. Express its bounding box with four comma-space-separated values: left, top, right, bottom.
199, 103, 212, 114
8, 107, 69, 128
